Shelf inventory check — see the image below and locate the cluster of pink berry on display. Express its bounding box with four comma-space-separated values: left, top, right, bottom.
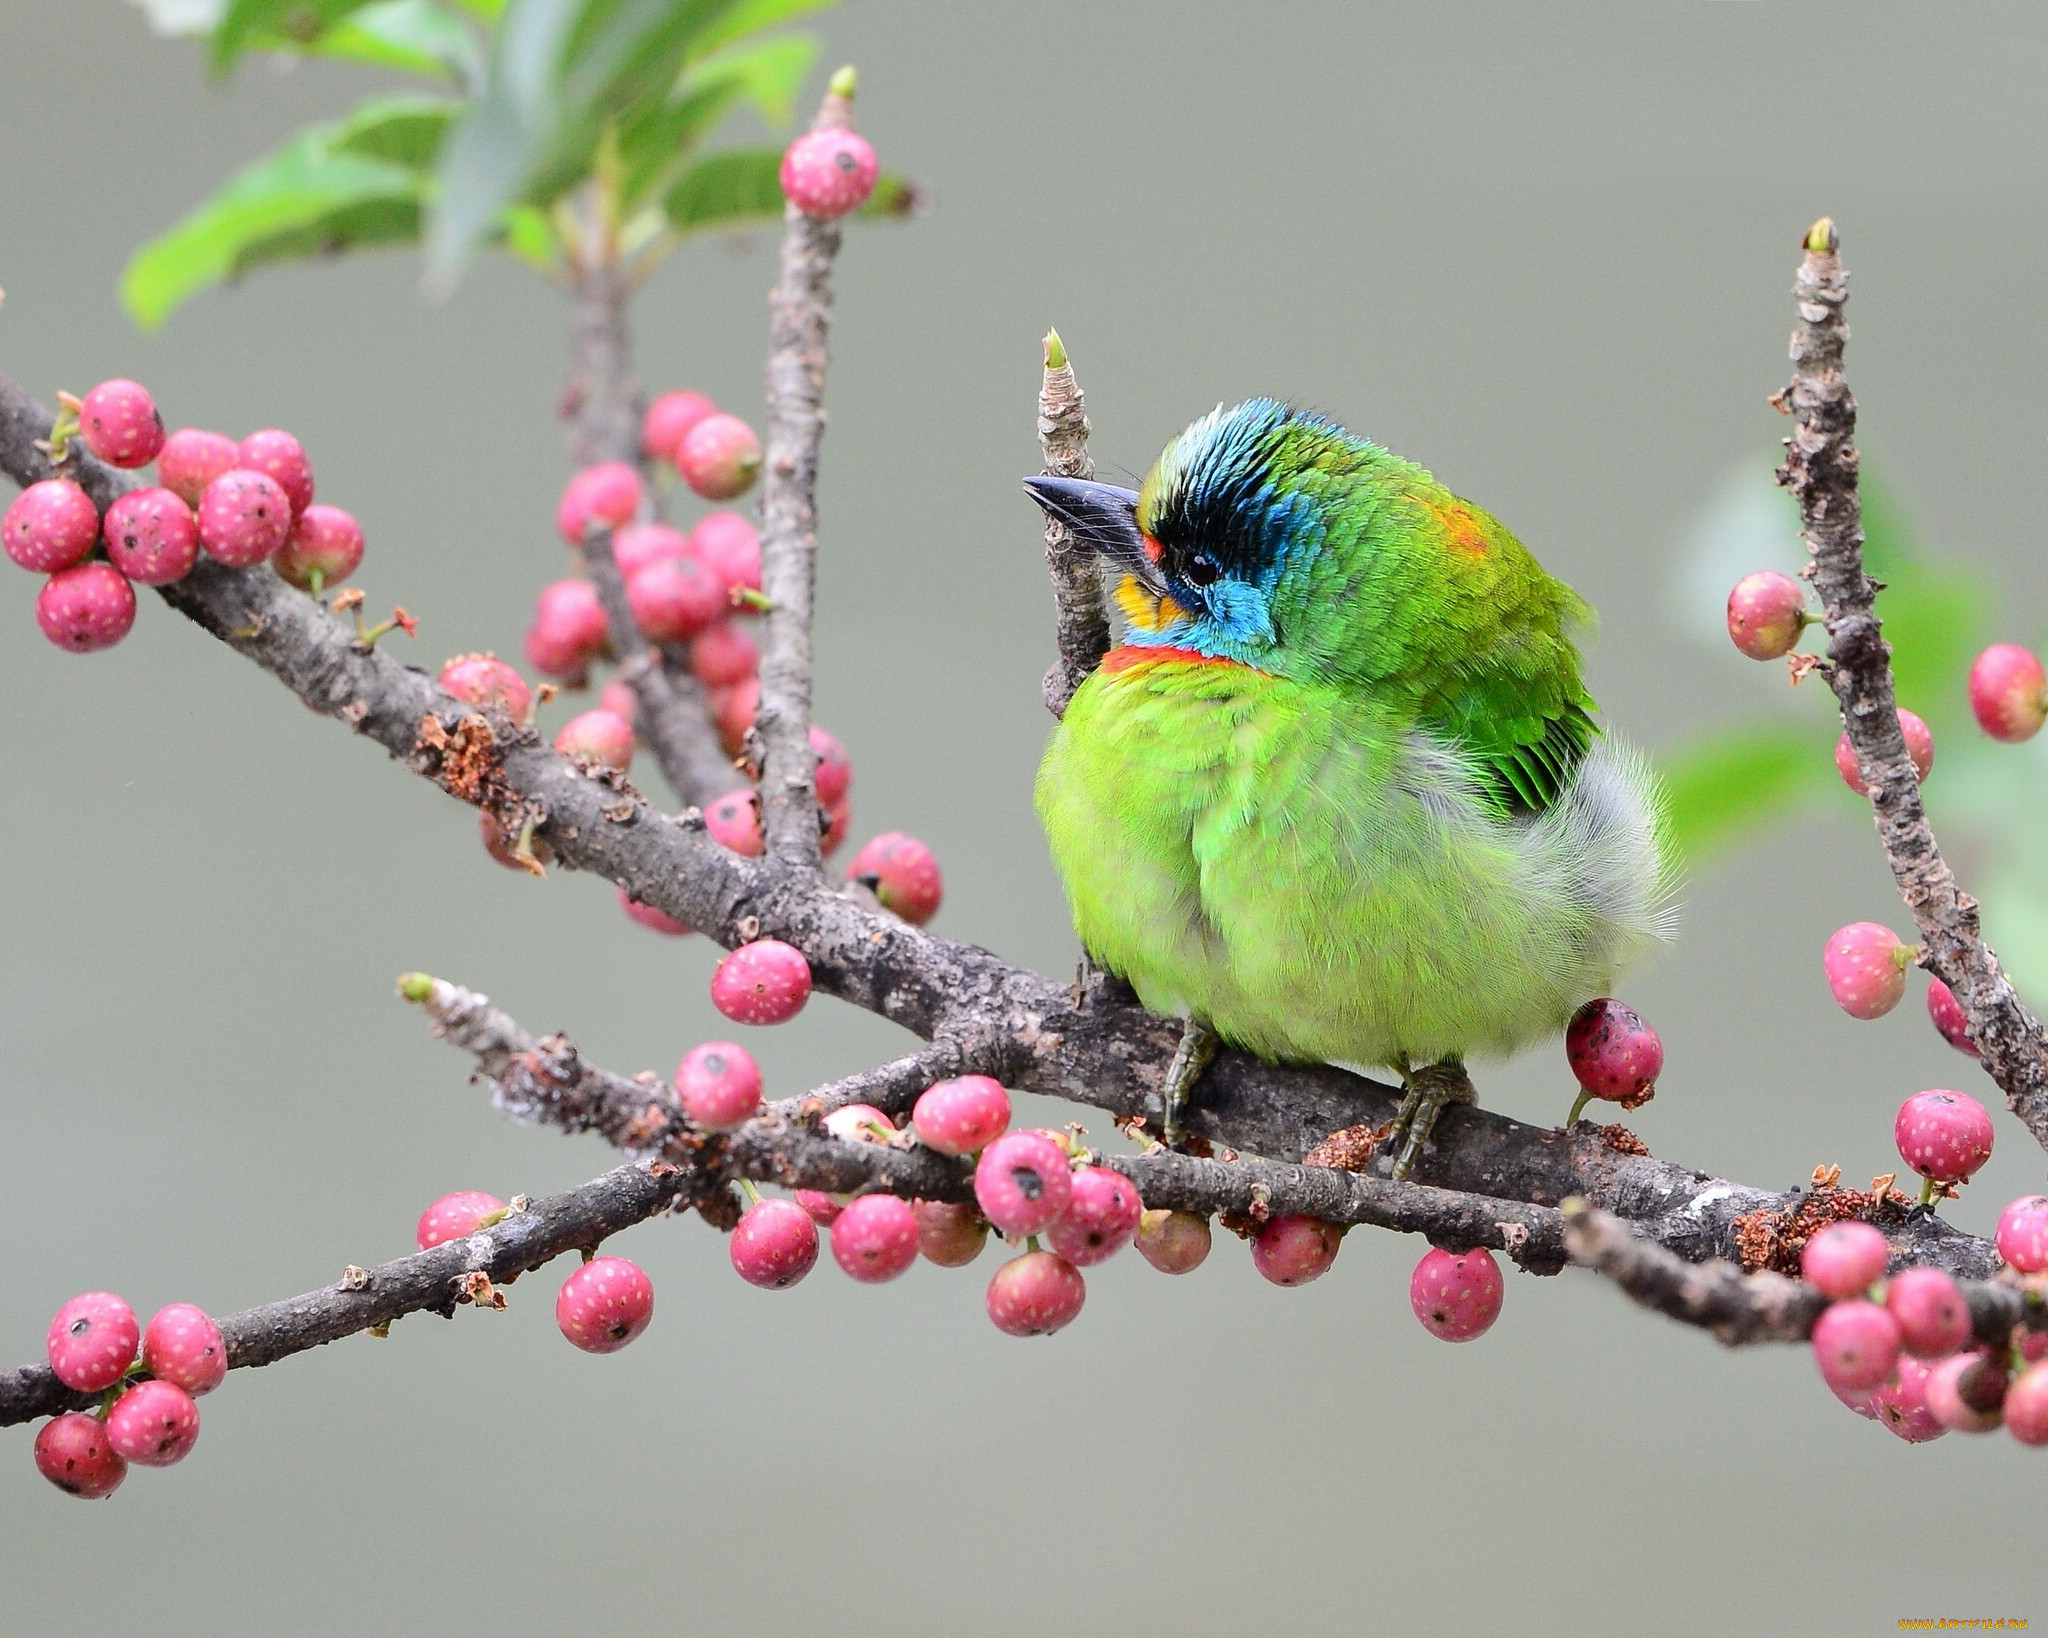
1805, 1207, 2048, 1444
3, 377, 362, 653
31, 1292, 225, 1499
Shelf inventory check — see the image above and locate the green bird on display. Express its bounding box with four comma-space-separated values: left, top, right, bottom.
1028, 399, 1670, 1177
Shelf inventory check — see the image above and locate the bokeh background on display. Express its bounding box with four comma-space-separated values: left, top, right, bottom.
6, 3, 2048, 1632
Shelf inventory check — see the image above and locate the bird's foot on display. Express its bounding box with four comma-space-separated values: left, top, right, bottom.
1161, 1018, 1220, 1146
1383, 1058, 1476, 1181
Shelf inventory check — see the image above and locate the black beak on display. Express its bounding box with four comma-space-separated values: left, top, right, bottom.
1023, 476, 1167, 595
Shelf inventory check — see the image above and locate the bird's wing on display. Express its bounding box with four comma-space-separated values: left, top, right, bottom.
1425, 661, 1598, 818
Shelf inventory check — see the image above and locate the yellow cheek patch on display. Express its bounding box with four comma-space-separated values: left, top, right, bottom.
1114, 574, 1189, 632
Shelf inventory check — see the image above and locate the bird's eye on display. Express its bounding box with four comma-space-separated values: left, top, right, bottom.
1183, 552, 1222, 587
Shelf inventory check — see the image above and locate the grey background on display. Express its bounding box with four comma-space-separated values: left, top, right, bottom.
4, 2, 2047, 1633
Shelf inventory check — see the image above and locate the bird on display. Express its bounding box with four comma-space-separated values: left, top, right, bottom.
1027, 398, 1670, 1179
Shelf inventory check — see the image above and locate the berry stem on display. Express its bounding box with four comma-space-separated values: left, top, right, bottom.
1566, 1089, 1594, 1128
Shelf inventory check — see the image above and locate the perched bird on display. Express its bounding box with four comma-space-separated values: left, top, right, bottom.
1028, 399, 1669, 1177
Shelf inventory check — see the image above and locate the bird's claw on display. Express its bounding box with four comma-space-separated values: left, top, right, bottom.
1383, 1059, 1475, 1181
1161, 1018, 1220, 1146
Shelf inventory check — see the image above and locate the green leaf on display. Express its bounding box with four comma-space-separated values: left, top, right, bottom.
685, 0, 836, 61
330, 95, 459, 166
614, 33, 815, 210
211, 0, 384, 68
305, 1, 486, 86
859, 169, 920, 218
1655, 720, 1834, 868
498, 203, 563, 270
661, 145, 784, 233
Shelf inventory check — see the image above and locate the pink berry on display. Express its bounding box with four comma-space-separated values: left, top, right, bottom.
1563, 998, 1662, 1105
715, 676, 760, 756
1725, 569, 1807, 660
1824, 921, 1910, 1020
780, 127, 879, 219
913, 1200, 988, 1267
1135, 1209, 1212, 1274
912, 1076, 1011, 1156
846, 832, 943, 925
1871, 1355, 1947, 1443
1926, 977, 1979, 1058
690, 621, 758, 686
106, 1380, 200, 1467
100, 486, 199, 586
642, 390, 717, 463
1044, 1166, 1144, 1266
37, 562, 136, 652
2003, 1360, 2048, 1446
795, 1189, 842, 1227
236, 429, 313, 514
273, 503, 363, 592
1969, 642, 2048, 743
1834, 709, 1934, 795
676, 1041, 762, 1130
479, 810, 552, 871
1409, 1245, 1505, 1341
197, 468, 292, 566
711, 939, 812, 1025
1925, 1348, 2006, 1432
1811, 1298, 1902, 1395
703, 789, 764, 856
729, 1198, 820, 1288
555, 1256, 653, 1353
830, 1194, 920, 1283
1252, 1214, 1345, 1287
1895, 1088, 1995, 1185
821, 798, 851, 859
676, 413, 761, 502
627, 554, 724, 643
810, 725, 852, 807
690, 512, 761, 601
600, 678, 638, 726
4, 478, 100, 572
526, 578, 609, 680
1997, 1195, 2048, 1273
613, 520, 691, 580
439, 652, 532, 721
1800, 1220, 1889, 1297
986, 1249, 1086, 1336
619, 887, 688, 935
416, 1190, 506, 1250
823, 1102, 893, 1144
80, 378, 165, 468
141, 1303, 226, 1396
554, 707, 634, 771
34, 1413, 126, 1499
156, 427, 237, 507
556, 461, 641, 546
973, 1130, 1073, 1236
1885, 1265, 1971, 1358
46, 1293, 139, 1392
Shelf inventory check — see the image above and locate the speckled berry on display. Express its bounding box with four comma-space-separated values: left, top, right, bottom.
106, 1380, 199, 1467
729, 1197, 820, 1288
823, 1102, 893, 1144
847, 832, 943, 925
781, 126, 878, 218
439, 652, 532, 721
1872, 1355, 1946, 1443
555, 1256, 653, 1353
80, 378, 165, 468
691, 511, 761, 601
986, 1249, 1086, 1336
1135, 1208, 1212, 1274
1563, 998, 1662, 1109
913, 1200, 988, 1267
618, 887, 688, 935
1252, 1214, 1344, 1287
1926, 977, 1978, 1058
830, 1194, 919, 1283
1834, 709, 1934, 795
1895, 1088, 1994, 1187
236, 430, 313, 514
34, 1413, 126, 1499
703, 788, 764, 856
554, 707, 634, 771
1996, 1195, 2048, 1273
141, 1303, 226, 1396
1811, 1298, 1902, 1395
197, 468, 292, 566
416, 1190, 506, 1250
273, 503, 363, 592
642, 390, 717, 463
1926, 1348, 2006, 1432
676, 1041, 762, 1130
1409, 1245, 1504, 1341
556, 461, 641, 546
1969, 642, 2048, 743
1725, 569, 1808, 660
973, 1130, 1073, 1236
676, 413, 761, 501
1044, 1166, 1143, 1267
711, 938, 811, 1025
613, 520, 691, 579
37, 562, 136, 653
795, 1189, 842, 1227
2003, 1360, 2048, 1446
100, 486, 199, 585
628, 555, 724, 643
4, 478, 100, 572
1800, 1220, 1889, 1298
46, 1293, 138, 1393
1886, 1265, 1971, 1358
1824, 922, 1911, 1020
157, 428, 237, 508
911, 1076, 1011, 1156
690, 620, 758, 687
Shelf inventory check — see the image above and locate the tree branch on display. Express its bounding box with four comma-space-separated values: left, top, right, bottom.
1036, 329, 1108, 718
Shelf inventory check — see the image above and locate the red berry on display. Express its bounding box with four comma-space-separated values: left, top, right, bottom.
156, 427, 237, 507
1997, 1195, 2048, 1273
1409, 1245, 1505, 1340
1968, 642, 2048, 743
106, 1380, 200, 1467
37, 562, 136, 653
1834, 708, 1934, 795
627, 554, 724, 643
829, 1194, 920, 1283
676, 413, 761, 501
729, 1198, 820, 1288
600, 678, 638, 727
619, 886, 687, 935
273, 503, 363, 592
703, 788, 764, 856
613, 520, 691, 580
1926, 977, 1978, 1058
715, 676, 760, 756
554, 708, 634, 771
80, 378, 165, 468
526, 578, 608, 681
690, 620, 758, 686
912, 1075, 1011, 1156
46, 1292, 139, 1392
986, 1249, 1086, 1336
642, 390, 717, 464
2004, 1360, 2048, 1446
479, 810, 552, 871
1871, 1355, 1947, 1443
555, 1256, 653, 1353
236, 429, 313, 514
1252, 1214, 1344, 1287
795, 1189, 843, 1227
197, 468, 292, 566
810, 725, 852, 807
821, 798, 850, 859
1134, 1208, 1212, 1274
1885, 1265, 1971, 1358
823, 1102, 893, 1144
780, 127, 879, 218
973, 1130, 1073, 1236
416, 1190, 506, 1250
912, 1200, 988, 1267
1563, 998, 1662, 1105
1725, 569, 1807, 660
690, 512, 761, 601
1925, 1348, 2006, 1432
2025, 1330, 2048, 1365
676, 1041, 762, 1130
439, 652, 532, 721
141, 1303, 226, 1396
101, 486, 199, 586
711, 939, 812, 1024
1800, 1220, 1889, 1297
1895, 1088, 1994, 1186
1811, 1298, 1902, 1395
34, 1412, 126, 1499
1824, 922, 1910, 1020
555, 460, 641, 545
1044, 1166, 1143, 1266
4, 478, 100, 572
846, 832, 943, 925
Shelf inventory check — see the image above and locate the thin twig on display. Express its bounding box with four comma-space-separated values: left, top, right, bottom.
1037, 329, 1108, 718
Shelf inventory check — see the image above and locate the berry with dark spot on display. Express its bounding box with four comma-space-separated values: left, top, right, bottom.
710, 939, 812, 1024
80, 378, 165, 468
197, 469, 292, 566
704, 789, 764, 856
1871, 1355, 1946, 1443
1044, 1166, 1142, 1266
416, 1191, 506, 1250
46, 1292, 139, 1392
156, 428, 237, 507
846, 831, 943, 925
1894, 1088, 1994, 1188
101, 486, 200, 585
823, 1102, 893, 1144
555, 1256, 653, 1353
1885, 1265, 1971, 1358
34, 1413, 126, 1499
913, 1201, 988, 1267
821, 798, 850, 858
273, 503, 363, 592
1800, 1220, 1889, 1298
780, 127, 879, 219
811, 725, 852, 807
1409, 1246, 1504, 1341
829, 1194, 919, 1283
141, 1303, 226, 1396
1135, 1209, 1212, 1274
1969, 643, 2048, 743
37, 562, 136, 653
986, 1249, 1086, 1336
911, 1075, 1011, 1156
4, 478, 100, 572
676, 413, 761, 502
1563, 998, 1662, 1114
1811, 1299, 1902, 1395
106, 1380, 200, 1467
236, 429, 313, 514
729, 1197, 820, 1288
973, 1130, 1072, 1236
676, 1041, 762, 1130
1252, 1214, 1344, 1287
1824, 922, 1911, 1020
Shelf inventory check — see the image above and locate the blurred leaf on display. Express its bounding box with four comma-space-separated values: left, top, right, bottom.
859, 169, 920, 218
1857, 479, 1989, 730
211, 0, 383, 67
331, 95, 459, 165
1655, 720, 1834, 868
306, 1, 486, 85
499, 203, 563, 270
661, 146, 784, 233
445, 0, 505, 14
686, 0, 835, 61
615, 33, 816, 210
